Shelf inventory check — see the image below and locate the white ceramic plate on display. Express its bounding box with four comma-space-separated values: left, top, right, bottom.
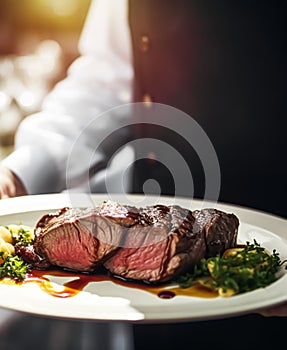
0, 193, 286, 323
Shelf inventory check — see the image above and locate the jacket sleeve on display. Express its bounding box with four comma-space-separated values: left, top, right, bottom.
1, 0, 133, 195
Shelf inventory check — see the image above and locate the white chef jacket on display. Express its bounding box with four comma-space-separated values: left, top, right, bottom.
2, 0, 133, 194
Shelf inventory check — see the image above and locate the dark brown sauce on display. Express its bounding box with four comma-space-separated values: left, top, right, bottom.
158, 291, 176, 299
20, 269, 218, 299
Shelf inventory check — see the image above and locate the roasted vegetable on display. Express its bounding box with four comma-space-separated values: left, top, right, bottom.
0, 224, 34, 280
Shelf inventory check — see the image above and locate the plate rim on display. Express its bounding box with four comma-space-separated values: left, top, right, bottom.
0, 193, 286, 323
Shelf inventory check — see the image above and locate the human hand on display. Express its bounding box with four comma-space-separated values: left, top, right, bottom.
0, 166, 27, 199
258, 301, 287, 317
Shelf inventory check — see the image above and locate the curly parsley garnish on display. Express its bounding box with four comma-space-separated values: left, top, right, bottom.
0, 224, 34, 281
0, 253, 31, 281
177, 240, 286, 296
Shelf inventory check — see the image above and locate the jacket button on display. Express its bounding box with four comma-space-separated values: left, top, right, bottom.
143, 94, 153, 108
139, 35, 150, 52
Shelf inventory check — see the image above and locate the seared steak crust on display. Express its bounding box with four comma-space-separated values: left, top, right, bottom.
193, 208, 239, 257
32, 201, 239, 283
104, 205, 206, 283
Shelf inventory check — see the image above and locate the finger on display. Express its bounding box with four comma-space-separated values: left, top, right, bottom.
258, 302, 287, 317
0, 191, 9, 200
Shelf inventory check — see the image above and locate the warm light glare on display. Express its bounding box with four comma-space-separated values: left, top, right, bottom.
0, 92, 11, 112
50, 0, 79, 17
19, 91, 35, 108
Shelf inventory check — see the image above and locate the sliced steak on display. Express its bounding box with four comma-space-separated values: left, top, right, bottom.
33, 201, 139, 272
32, 201, 239, 284
193, 208, 239, 257
104, 205, 206, 283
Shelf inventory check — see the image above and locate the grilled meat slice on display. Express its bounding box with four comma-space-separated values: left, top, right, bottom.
104, 205, 206, 283
32, 201, 239, 284
33, 201, 139, 272
193, 208, 239, 257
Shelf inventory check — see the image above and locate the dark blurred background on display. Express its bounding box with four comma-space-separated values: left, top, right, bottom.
0, 0, 91, 158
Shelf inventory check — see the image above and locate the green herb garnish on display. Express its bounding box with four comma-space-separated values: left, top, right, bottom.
0, 253, 31, 281
177, 240, 286, 296
9, 226, 34, 246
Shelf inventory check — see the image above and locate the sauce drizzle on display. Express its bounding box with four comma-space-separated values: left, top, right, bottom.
19, 269, 218, 299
